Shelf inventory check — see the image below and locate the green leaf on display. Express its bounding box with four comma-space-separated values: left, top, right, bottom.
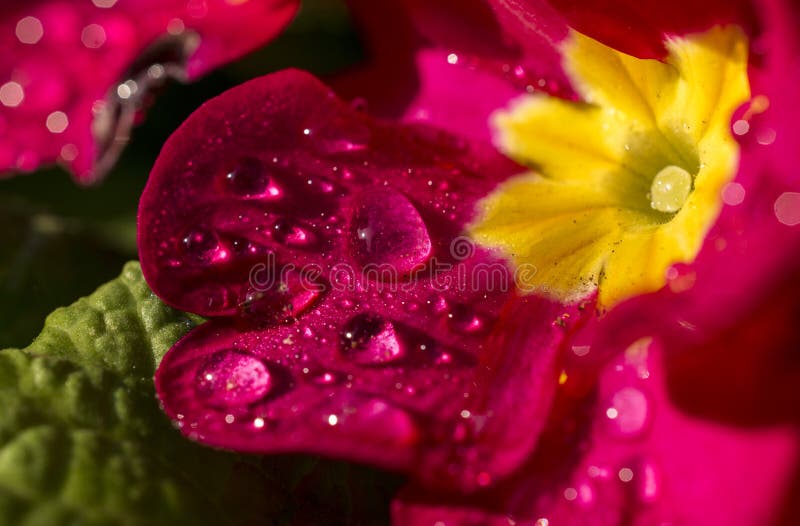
0, 262, 267, 526
0, 262, 401, 526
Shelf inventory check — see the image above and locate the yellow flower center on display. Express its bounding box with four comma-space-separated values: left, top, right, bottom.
469, 26, 750, 309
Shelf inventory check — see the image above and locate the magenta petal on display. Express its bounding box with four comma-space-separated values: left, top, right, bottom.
0, 0, 298, 182
400, 48, 529, 142
142, 69, 582, 489
587, 0, 800, 428
337, 0, 572, 141
156, 296, 578, 489
392, 342, 798, 525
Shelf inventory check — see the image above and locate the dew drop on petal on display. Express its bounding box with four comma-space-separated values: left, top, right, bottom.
16, 16, 43, 45
606, 387, 649, 438
572, 345, 591, 357
181, 227, 227, 264
184, 283, 234, 311
732, 119, 750, 135
605, 387, 649, 438
46, 111, 69, 133
0, 82, 24, 108
447, 304, 484, 333
239, 270, 321, 323
81, 23, 107, 48
774, 192, 800, 226
195, 350, 273, 408
311, 371, 341, 386
721, 182, 745, 206
618, 467, 634, 482
351, 188, 432, 276
225, 157, 282, 199
272, 218, 316, 247
340, 313, 404, 365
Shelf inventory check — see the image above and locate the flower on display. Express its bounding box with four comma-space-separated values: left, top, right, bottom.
470, 26, 750, 308
140, 69, 583, 491
0, 0, 298, 183
140, 0, 800, 523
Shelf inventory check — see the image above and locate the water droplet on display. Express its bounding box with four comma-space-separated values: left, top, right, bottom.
181, 227, 228, 264
605, 387, 649, 438
311, 371, 342, 385
427, 294, 448, 314
636, 459, 661, 503
351, 188, 432, 276
340, 313, 404, 365
448, 304, 484, 333
314, 115, 372, 153
572, 345, 591, 357
184, 283, 233, 311
650, 165, 692, 213
239, 268, 322, 323
195, 350, 272, 408
774, 192, 800, 226
225, 157, 282, 199
665, 265, 696, 293
273, 218, 316, 247
721, 182, 745, 206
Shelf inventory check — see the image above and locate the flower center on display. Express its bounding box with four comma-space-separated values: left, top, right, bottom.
650, 165, 692, 213
469, 26, 750, 309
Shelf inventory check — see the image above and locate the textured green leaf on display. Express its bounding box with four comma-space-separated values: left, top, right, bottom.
0, 262, 401, 526
0, 262, 260, 526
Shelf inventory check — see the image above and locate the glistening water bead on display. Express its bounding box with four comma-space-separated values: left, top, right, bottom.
650, 166, 692, 213
195, 350, 273, 408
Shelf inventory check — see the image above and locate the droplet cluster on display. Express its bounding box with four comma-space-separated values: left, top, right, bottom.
146, 70, 575, 490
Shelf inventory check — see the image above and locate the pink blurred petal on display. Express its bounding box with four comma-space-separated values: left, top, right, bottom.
336, 0, 572, 141
392, 343, 798, 525
401, 49, 523, 142
0, 0, 298, 182
141, 69, 584, 489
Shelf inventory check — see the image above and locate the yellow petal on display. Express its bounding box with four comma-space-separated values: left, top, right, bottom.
471, 26, 751, 309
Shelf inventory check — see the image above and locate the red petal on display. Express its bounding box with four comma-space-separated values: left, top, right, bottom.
0, 0, 298, 182
545, 0, 758, 58
142, 69, 583, 489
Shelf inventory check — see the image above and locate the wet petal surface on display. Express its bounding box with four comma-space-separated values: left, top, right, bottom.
142, 69, 582, 490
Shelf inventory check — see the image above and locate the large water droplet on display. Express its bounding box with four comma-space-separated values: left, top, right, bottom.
225, 157, 282, 199
650, 165, 692, 213
340, 313, 404, 365
351, 188, 432, 276
195, 350, 272, 408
